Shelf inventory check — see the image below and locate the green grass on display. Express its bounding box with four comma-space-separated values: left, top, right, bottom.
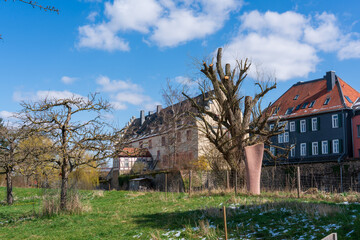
0, 187, 359, 239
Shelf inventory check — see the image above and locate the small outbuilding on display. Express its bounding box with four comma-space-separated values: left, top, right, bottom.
129, 177, 152, 191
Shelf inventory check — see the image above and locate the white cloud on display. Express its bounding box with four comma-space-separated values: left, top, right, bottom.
0, 111, 16, 120
95, 75, 159, 111
220, 10, 360, 81
78, 24, 130, 51
61, 76, 78, 84
87, 11, 98, 22
13, 90, 85, 102
77, 0, 242, 50
174, 76, 197, 87
96, 75, 141, 92
338, 40, 360, 59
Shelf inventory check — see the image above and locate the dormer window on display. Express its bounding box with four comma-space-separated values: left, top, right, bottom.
273, 107, 280, 114
345, 96, 353, 103
309, 100, 316, 108
302, 102, 309, 109
294, 95, 299, 100
295, 104, 301, 111
324, 97, 330, 105
285, 107, 294, 115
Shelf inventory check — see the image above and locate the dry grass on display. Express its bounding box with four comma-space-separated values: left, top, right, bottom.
41, 190, 91, 216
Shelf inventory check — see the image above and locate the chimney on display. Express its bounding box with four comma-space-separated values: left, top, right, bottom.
325, 71, 336, 91
156, 105, 162, 114
140, 110, 145, 125
148, 111, 153, 116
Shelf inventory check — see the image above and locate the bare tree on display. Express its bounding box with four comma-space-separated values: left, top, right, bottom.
183, 48, 287, 179
20, 93, 122, 210
161, 79, 196, 169
0, 120, 34, 205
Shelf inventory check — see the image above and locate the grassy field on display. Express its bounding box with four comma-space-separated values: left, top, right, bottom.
0, 187, 359, 239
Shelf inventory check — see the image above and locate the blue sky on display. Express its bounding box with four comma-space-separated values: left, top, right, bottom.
1, 0, 360, 127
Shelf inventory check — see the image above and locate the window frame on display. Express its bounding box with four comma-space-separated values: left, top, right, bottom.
300, 143, 306, 156
322, 140, 328, 154
311, 118, 318, 131
357, 125, 360, 137
332, 114, 339, 128
312, 142, 319, 155
284, 132, 289, 143
300, 119, 306, 133
290, 121, 295, 132
270, 146, 276, 156
332, 139, 339, 153
278, 133, 284, 143
290, 144, 295, 157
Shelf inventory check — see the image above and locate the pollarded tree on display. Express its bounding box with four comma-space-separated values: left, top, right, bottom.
20, 93, 122, 210
183, 48, 287, 179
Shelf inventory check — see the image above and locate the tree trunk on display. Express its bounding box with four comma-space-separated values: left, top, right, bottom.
6, 171, 13, 205
60, 164, 69, 210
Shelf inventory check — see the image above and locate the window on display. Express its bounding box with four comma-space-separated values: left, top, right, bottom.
124, 158, 129, 168
332, 114, 339, 128
148, 140, 152, 149
157, 150, 160, 160
284, 132, 289, 143
311, 118, 318, 131
332, 139, 339, 153
300, 120, 306, 133
161, 136, 166, 146
309, 100, 316, 108
295, 104, 301, 111
294, 95, 299, 100
177, 132, 182, 143
278, 133, 284, 143
324, 97, 330, 105
274, 107, 280, 114
290, 144, 295, 157
284, 121, 288, 130
270, 146, 275, 156
312, 142, 319, 155
322, 140, 328, 154
290, 121, 295, 132
269, 124, 274, 131
357, 125, 360, 137
345, 96, 353, 103
300, 143, 306, 156
302, 102, 309, 109
285, 107, 294, 115
186, 130, 192, 141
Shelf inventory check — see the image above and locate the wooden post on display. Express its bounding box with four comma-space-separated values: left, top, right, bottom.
189, 170, 192, 197
223, 206, 228, 240
235, 170, 238, 195
226, 170, 230, 190
165, 172, 168, 200
297, 166, 301, 198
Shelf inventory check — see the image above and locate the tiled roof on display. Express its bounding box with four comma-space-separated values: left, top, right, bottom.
123, 92, 210, 142
118, 147, 152, 157
269, 73, 360, 119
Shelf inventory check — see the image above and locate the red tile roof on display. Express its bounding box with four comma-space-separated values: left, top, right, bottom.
118, 148, 152, 157
269, 74, 360, 119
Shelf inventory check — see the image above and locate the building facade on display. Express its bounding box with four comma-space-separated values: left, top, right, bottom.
113, 95, 216, 173
267, 71, 360, 164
